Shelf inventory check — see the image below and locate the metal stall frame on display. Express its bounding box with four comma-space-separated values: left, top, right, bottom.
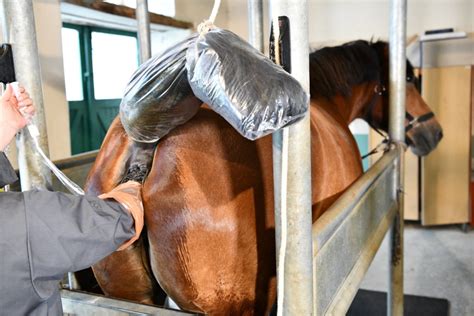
136, 0, 151, 63
313, 0, 407, 315
270, 1, 314, 315
266, 0, 407, 315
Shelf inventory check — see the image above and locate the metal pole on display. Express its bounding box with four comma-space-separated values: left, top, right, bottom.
247, 0, 264, 52
3, 0, 52, 191
388, 0, 406, 315
270, 1, 313, 315
136, 0, 151, 63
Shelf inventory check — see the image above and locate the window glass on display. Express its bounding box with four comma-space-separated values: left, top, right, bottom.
61, 28, 84, 101
91, 31, 138, 100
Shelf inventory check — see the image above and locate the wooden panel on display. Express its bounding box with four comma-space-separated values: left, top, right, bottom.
471, 65, 474, 227
62, 0, 193, 29
369, 131, 419, 220
422, 66, 471, 225
471, 181, 474, 227
403, 152, 420, 220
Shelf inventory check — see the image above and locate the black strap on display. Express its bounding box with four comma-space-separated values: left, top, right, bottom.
405, 111, 434, 132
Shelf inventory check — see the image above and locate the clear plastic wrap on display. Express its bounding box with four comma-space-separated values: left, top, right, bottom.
186, 28, 309, 140
120, 34, 202, 143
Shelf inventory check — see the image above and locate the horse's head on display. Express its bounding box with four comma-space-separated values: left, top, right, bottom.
365, 41, 443, 156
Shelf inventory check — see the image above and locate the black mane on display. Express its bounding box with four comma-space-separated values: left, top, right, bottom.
309, 40, 387, 99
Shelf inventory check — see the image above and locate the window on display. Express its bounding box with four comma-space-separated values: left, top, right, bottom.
91, 31, 138, 100
105, 0, 176, 17
61, 28, 84, 101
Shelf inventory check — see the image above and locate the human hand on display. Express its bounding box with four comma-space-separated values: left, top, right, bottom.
0, 84, 35, 151
99, 181, 144, 251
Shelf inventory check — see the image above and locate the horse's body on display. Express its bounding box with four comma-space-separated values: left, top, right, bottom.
84, 41, 442, 315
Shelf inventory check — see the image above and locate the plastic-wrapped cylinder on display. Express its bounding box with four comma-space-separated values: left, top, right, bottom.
120, 35, 202, 143
186, 28, 308, 140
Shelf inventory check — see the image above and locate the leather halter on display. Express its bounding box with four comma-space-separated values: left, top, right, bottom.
364, 83, 435, 135
361, 82, 435, 160
405, 111, 435, 132
363, 84, 388, 138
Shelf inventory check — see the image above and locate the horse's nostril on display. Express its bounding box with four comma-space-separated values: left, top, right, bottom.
437, 130, 443, 142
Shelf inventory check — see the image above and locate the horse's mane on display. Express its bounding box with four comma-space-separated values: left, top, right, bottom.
309, 40, 387, 99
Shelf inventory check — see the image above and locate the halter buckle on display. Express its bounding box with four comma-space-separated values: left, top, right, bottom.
374, 84, 386, 96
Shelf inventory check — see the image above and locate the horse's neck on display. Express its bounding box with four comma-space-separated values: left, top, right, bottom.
310, 83, 376, 126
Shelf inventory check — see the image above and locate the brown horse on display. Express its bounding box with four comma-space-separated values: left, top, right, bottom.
83, 41, 442, 315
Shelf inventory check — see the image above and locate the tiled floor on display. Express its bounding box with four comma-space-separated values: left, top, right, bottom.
360, 223, 474, 316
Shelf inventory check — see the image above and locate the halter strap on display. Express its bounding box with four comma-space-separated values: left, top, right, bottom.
405, 111, 435, 132
363, 83, 389, 138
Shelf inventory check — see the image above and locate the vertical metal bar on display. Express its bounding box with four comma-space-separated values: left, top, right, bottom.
0, 83, 9, 192
389, 0, 407, 143
3, 0, 52, 191
247, 0, 264, 52
136, 0, 151, 63
0, 0, 8, 42
270, 1, 313, 315
388, 0, 406, 315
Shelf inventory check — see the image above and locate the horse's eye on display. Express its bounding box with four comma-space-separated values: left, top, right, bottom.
406, 76, 413, 82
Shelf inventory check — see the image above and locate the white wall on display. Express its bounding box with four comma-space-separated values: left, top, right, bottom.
176, 0, 472, 62
174, 0, 230, 30
33, 0, 71, 161
308, 0, 472, 45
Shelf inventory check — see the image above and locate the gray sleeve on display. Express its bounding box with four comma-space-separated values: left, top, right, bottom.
0, 152, 18, 186
22, 190, 135, 296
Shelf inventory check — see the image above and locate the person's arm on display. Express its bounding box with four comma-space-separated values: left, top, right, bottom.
20, 182, 143, 299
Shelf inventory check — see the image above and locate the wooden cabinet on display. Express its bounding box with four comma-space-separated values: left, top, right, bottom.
421, 66, 471, 225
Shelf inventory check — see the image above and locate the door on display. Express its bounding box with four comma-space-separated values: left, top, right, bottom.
62, 24, 139, 154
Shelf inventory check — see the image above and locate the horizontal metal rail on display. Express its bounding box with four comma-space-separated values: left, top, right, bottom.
52, 150, 98, 170
50, 150, 98, 193
313, 144, 402, 315
61, 289, 199, 315
9, 150, 98, 192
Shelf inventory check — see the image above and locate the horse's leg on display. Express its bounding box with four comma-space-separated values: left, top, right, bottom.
84, 117, 164, 304
91, 237, 160, 304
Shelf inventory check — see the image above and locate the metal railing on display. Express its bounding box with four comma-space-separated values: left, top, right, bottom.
266, 0, 407, 315
61, 290, 198, 316
313, 144, 403, 315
